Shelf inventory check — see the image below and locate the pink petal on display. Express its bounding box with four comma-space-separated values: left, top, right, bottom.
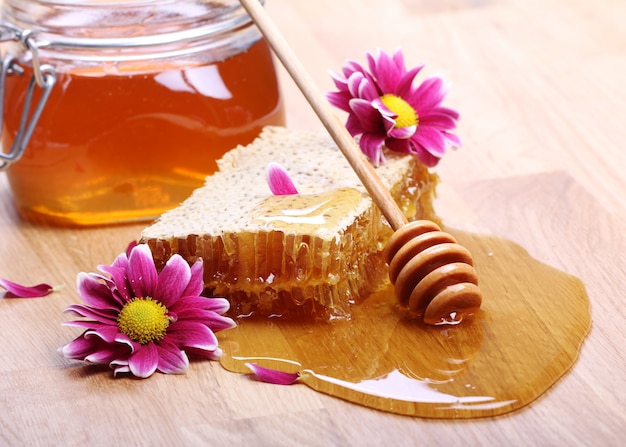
110, 250, 130, 270
381, 114, 398, 136
342, 60, 367, 79
443, 131, 462, 147
113, 332, 137, 351
128, 342, 159, 378
0, 278, 56, 298
267, 162, 298, 195
359, 133, 387, 166
391, 48, 407, 72
166, 320, 218, 351
154, 254, 190, 307
385, 137, 412, 154
349, 98, 385, 133
98, 263, 132, 302
413, 77, 447, 112
328, 69, 348, 90
76, 272, 120, 309
414, 126, 447, 157
174, 308, 236, 332
110, 357, 131, 376
388, 125, 416, 139
127, 244, 158, 299
419, 111, 459, 131
371, 97, 396, 120
156, 338, 189, 374
60, 332, 129, 364
205, 347, 223, 361
245, 363, 300, 385
345, 113, 366, 138
172, 306, 218, 321
126, 240, 138, 256
206, 314, 237, 332
182, 259, 204, 297
395, 65, 424, 98
369, 49, 404, 92
60, 333, 100, 359
63, 303, 117, 323
170, 296, 229, 314
431, 105, 460, 121
326, 90, 352, 112
63, 319, 114, 331
352, 74, 379, 101
84, 345, 130, 365
203, 296, 232, 314
347, 71, 367, 98
185, 346, 222, 361
409, 139, 442, 167
85, 325, 122, 344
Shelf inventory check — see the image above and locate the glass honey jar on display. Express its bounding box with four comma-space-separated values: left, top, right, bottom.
0, 0, 285, 226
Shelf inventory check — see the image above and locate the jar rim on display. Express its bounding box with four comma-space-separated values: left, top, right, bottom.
1, 0, 263, 50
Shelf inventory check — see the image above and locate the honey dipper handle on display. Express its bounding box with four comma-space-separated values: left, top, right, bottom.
240, 0, 409, 231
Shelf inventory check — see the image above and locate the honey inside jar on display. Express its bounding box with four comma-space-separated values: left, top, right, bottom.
1, 1, 285, 226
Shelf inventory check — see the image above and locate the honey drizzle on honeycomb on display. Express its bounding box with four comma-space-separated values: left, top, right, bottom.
147, 160, 438, 320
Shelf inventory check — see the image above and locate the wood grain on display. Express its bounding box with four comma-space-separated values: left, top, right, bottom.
1, 0, 625, 445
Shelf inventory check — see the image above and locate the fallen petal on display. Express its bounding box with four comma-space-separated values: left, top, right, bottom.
267, 162, 298, 195
245, 363, 300, 385
0, 278, 59, 298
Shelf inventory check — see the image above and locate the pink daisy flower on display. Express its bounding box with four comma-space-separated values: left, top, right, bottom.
326, 49, 461, 167
60, 244, 236, 378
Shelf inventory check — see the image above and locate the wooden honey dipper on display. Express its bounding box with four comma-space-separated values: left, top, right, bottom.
240, 0, 482, 324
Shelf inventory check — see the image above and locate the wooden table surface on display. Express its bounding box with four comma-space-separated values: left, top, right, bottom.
1, 0, 625, 445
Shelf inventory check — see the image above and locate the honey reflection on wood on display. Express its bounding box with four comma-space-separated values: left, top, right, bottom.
218, 230, 591, 418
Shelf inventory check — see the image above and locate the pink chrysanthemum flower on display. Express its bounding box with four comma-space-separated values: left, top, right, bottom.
60, 244, 236, 378
326, 49, 461, 167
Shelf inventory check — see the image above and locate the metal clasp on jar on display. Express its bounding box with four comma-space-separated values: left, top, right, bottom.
0, 23, 56, 170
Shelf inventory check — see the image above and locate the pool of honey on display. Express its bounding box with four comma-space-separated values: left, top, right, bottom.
3, 40, 284, 226
218, 229, 591, 418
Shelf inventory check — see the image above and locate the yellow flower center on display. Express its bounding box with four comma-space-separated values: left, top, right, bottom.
380, 94, 418, 128
117, 297, 171, 345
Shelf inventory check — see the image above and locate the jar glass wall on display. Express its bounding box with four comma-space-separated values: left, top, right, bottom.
1, 0, 285, 226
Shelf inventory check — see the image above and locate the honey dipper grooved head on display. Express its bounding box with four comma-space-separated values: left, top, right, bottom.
383, 220, 482, 324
